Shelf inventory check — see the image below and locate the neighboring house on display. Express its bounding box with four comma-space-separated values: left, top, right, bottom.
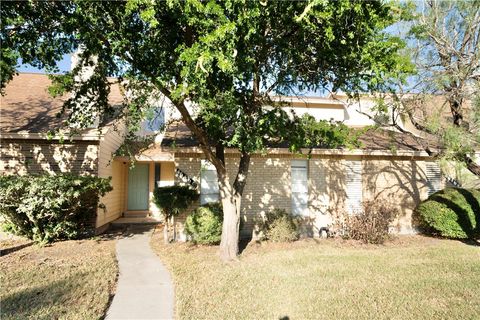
0, 73, 445, 237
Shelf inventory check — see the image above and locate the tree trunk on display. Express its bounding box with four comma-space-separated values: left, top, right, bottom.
466, 156, 480, 176
163, 216, 169, 244
219, 192, 241, 261
450, 98, 464, 127
172, 215, 176, 242
217, 152, 251, 261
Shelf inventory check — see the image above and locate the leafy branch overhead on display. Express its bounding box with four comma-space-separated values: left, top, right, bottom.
2, 0, 411, 260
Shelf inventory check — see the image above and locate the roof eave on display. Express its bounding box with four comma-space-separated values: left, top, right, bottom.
162, 146, 432, 158
0, 126, 110, 141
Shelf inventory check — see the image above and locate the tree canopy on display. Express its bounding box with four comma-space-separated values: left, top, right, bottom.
1, 0, 411, 260
370, 0, 480, 180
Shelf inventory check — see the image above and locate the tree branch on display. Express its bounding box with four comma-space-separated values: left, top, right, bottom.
233, 152, 250, 196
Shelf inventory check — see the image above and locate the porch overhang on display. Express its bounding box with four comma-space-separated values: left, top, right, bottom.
114, 152, 174, 162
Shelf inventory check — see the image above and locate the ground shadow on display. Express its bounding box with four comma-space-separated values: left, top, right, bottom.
239, 232, 254, 254
0, 241, 34, 257
106, 224, 157, 239
1, 274, 80, 319
459, 238, 480, 246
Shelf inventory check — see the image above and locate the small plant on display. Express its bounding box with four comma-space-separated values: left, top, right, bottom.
0, 174, 112, 243
416, 188, 479, 239
185, 202, 223, 245
342, 201, 397, 244
261, 208, 299, 242
153, 185, 198, 243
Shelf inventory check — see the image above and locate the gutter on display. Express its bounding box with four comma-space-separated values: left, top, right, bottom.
163, 146, 432, 158
0, 126, 112, 142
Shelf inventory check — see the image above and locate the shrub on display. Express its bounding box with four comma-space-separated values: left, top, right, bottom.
262, 208, 299, 242
153, 185, 199, 243
0, 174, 112, 243
342, 202, 397, 244
153, 185, 199, 219
416, 188, 480, 239
185, 202, 223, 245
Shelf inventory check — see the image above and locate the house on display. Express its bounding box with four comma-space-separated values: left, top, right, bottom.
1, 72, 446, 238
0, 73, 128, 231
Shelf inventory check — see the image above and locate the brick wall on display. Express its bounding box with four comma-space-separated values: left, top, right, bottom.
174, 152, 431, 239
362, 157, 431, 234
0, 139, 98, 175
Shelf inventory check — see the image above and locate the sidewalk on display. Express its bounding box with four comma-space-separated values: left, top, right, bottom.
106, 226, 174, 320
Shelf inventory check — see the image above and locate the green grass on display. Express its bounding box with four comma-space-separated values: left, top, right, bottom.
0, 237, 118, 320
151, 234, 480, 320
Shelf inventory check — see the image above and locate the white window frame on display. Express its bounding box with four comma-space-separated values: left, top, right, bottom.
345, 160, 363, 214
291, 159, 309, 216
200, 160, 219, 204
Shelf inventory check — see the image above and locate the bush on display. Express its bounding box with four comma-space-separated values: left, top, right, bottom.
0, 174, 112, 243
185, 202, 223, 245
153, 185, 199, 243
416, 188, 480, 239
262, 208, 299, 242
153, 185, 199, 220
342, 202, 397, 244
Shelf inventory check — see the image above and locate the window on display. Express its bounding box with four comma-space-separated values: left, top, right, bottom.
426, 162, 442, 196
142, 107, 165, 133
291, 160, 309, 216
154, 163, 161, 188
200, 160, 219, 204
345, 160, 362, 214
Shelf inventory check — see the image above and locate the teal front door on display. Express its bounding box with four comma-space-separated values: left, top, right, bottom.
127, 164, 149, 211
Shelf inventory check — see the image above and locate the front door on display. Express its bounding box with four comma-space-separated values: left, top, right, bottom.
127, 163, 149, 211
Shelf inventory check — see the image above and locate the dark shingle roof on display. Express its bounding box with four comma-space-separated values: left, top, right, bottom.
161, 121, 438, 152
0, 73, 123, 133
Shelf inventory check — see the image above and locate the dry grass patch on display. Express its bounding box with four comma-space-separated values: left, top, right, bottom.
0, 236, 118, 320
151, 232, 480, 320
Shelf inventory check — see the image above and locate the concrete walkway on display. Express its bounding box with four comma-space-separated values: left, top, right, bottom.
106, 226, 174, 320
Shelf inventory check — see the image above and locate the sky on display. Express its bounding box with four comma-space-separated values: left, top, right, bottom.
17, 54, 71, 73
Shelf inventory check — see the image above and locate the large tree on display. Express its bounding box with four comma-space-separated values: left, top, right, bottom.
1, 0, 409, 260
370, 0, 480, 180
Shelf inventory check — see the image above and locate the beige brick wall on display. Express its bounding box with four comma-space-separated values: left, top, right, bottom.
97, 124, 127, 227
0, 134, 128, 230
0, 139, 98, 175
363, 158, 431, 234
174, 152, 432, 239
173, 154, 202, 238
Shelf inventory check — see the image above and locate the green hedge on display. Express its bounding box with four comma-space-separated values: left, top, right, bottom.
185, 202, 223, 245
416, 188, 480, 239
0, 174, 112, 243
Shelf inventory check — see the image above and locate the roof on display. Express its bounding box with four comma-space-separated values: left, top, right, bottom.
0, 73, 123, 134
161, 121, 438, 154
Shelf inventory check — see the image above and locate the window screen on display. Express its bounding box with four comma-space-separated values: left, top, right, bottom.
345, 160, 363, 214
291, 160, 309, 216
426, 162, 442, 196
200, 160, 219, 204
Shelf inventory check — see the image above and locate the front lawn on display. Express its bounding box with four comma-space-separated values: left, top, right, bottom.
151, 233, 480, 319
0, 236, 117, 320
